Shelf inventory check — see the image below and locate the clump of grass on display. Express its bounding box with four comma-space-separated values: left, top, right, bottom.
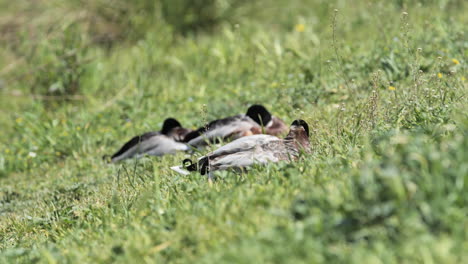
161, 0, 252, 35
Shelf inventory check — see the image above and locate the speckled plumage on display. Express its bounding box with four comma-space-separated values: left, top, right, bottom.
181, 120, 310, 176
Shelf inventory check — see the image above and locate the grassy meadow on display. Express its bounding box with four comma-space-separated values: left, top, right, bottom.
0, 0, 467, 262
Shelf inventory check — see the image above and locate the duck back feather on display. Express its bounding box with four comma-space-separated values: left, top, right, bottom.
111, 132, 159, 161
108, 118, 190, 162
185, 115, 261, 147
179, 120, 311, 176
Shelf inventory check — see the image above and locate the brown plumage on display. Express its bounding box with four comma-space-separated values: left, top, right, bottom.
183, 104, 288, 147
180, 119, 310, 176
266, 116, 288, 136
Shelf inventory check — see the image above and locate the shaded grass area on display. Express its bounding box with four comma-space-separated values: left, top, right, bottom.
0, 0, 467, 262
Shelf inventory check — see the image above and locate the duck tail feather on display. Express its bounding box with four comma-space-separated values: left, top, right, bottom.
198, 157, 209, 175
183, 158, 198, 172
170, 165, 190, 175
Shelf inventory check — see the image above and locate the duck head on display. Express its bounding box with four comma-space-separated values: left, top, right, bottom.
286, 119, 310, 151
161, 118, 192, 141
246, 104, 272, 127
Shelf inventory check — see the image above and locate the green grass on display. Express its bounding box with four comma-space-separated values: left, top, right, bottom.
0, 0, 467, 263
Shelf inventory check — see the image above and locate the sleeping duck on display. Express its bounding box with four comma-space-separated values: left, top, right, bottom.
183, 104, 287, 147
108, 118, 191, 162
175, 119, 310, 178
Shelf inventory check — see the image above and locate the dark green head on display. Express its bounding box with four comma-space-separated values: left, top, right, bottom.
246, 104, 272, 126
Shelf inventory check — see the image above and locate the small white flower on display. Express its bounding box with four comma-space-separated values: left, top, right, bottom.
28, 152, 37, 158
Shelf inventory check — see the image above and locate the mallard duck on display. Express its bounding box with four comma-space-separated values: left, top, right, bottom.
183, 104, 287, 147
175, 119, 310, 178
108, 118, 191, 162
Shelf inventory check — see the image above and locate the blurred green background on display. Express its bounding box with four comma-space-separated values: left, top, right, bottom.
0, 0, 467, 263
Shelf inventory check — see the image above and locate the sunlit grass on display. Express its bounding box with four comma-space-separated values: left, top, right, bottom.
0, 0, 467, 263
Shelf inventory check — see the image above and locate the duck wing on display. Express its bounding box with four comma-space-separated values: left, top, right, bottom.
111, 132, 159, 160
192, 134, 279, 174
144, 136, 189, 156
205, 134, 280, 159
111, 132, 188, 162
207, 136, 287, 172
187, 115, 259, 146
183, 115, 242, 142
